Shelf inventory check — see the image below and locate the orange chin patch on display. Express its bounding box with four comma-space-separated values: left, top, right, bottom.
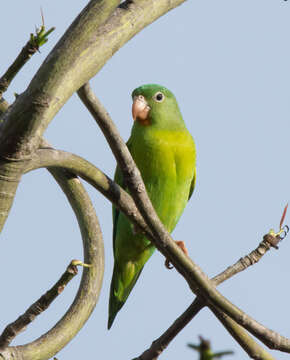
137, 117, 151, 126
132, 95, 151, 126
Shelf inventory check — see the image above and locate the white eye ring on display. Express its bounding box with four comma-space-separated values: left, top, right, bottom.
153, 91, 165, 102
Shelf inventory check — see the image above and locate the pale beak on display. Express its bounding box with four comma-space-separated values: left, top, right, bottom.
132, 95, 151, 124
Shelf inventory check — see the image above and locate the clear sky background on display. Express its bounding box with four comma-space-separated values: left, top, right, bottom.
1, 1, 290, 359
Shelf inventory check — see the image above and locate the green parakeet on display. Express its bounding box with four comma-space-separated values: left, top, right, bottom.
108, 84, 196, 329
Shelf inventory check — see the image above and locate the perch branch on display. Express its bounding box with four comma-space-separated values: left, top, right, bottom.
77, 83, 290, 355
0, 260, 87, 351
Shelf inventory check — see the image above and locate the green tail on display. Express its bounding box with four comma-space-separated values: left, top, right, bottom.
108, 264, 144, 329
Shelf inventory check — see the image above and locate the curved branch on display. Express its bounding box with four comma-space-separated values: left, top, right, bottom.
0, 167, 104, 360
25, 147, 152, 240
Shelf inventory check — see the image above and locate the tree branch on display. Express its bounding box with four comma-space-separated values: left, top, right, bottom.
0, 165, 104, 360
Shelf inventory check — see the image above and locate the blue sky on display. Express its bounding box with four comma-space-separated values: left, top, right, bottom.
1, 1, 290, 359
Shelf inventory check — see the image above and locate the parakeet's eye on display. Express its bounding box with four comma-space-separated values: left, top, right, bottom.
153, 92, 165, 103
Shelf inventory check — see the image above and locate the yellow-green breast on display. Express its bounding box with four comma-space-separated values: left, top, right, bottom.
130, 127, 196, 234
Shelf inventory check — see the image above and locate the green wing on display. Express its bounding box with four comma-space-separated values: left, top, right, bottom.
112, 138, 133, 252
112, 165, 123, 253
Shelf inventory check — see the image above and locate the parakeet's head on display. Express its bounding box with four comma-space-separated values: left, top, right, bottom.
131, 84, 185, 130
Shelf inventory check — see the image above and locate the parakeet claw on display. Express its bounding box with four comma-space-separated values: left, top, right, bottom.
165, 259, 174, 269
165, 241, 189, 269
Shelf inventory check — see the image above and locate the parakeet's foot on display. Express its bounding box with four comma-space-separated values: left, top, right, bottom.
165, 241, 189, 269
175, 240, 189, 256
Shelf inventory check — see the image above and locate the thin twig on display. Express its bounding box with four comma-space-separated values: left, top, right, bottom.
212, 237, 273, 286
0, 24, 55, 98
0, 260, 87, 351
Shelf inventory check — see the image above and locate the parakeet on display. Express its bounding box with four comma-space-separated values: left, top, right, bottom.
108, 84, 196, 329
